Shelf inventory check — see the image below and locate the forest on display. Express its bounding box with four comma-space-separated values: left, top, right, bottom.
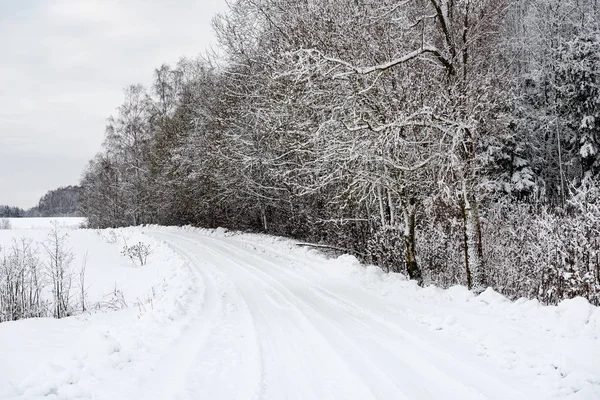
79, 0, 600, 305
1, 186, 81, 218
29, 186, 81, 217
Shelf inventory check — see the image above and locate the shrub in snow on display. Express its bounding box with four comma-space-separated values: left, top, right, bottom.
481, 182, 600, 306
0, 223, 87, 322
366, 227, 404, 273
0, 239, 49, 322
418, 210, 465, 288
93, 285, 128, 311
77, 253, 89, 313
481, 202, 542, 301
42, 221, 76, 319
99, 229, 118, 244
122, 242, 151, 267
0, 218, 11, 230
535, 182, 600, 305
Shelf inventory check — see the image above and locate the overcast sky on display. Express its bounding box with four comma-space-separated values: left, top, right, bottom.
0, 0, 227, 208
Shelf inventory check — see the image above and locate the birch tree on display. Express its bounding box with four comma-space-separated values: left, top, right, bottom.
103, 85, 154, 225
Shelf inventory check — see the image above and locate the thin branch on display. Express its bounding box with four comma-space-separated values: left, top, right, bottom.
306, 46, 454, 76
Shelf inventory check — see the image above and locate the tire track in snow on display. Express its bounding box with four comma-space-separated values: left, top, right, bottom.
190, 232, 538, 400
139, 231, 263, 400
165, 232, 381, 400
188, 236, 432, 399
168, 233, 462, 397
149, 229, 546, 399
218, 236, 550, 398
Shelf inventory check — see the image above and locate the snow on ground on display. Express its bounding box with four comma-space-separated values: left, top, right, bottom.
0, 220, 197, 399
0, 224, 599, 399
4, 217, 87, 230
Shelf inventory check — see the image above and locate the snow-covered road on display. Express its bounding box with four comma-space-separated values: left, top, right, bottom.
135, 229, 557, 400
3, 226, 599, 399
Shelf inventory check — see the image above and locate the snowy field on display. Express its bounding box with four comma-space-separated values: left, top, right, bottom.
0, 223, 599, 399
4, 217, 87, 230
0, 219, 187, 399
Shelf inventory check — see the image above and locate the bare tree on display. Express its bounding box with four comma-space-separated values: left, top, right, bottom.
43, 221, 74, 319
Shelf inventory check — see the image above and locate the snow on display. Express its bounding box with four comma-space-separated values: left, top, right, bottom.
580, 142, 597, 158
4, 217, 87, 230
1, 225, 599, 399
0, 220, 172, 308
580, 115, 595, 130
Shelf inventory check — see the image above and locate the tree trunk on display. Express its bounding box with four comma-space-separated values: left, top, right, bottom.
463, 183, 485, 292
402, 199, 422, 284
461, 200, 473, 289
261, 207, 268, 231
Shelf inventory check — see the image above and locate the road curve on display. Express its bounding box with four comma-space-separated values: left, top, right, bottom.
141, 229, 543, 400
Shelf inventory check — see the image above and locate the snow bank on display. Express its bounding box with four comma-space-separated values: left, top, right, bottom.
324, 253, 600, 399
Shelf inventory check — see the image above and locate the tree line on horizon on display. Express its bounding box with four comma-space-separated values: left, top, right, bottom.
79, 0, 600, 305
1, 186, 81, 218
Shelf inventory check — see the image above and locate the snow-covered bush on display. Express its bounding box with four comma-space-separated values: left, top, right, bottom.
0, 223, 86, 322
98, 229, 118, 244
0, 218, 11, 230
93, 285, 128, 311
0, 239, 49, 322
481, 183, 600, 306
366, 227, 404, 273
534, 183, 600, 305
418, 215, 465, 288
122, 242, 151, 267
482, 201, 543, 300
42, 222, 76, 319
77, 253, 88, 313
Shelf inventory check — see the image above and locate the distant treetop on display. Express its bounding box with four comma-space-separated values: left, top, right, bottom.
29, 185, 81, 218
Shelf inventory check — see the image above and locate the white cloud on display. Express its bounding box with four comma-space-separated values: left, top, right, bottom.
0, 0, 228, 208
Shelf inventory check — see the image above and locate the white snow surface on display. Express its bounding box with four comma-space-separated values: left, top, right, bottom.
4, 217, 86, 230
1, 225, 599, 400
